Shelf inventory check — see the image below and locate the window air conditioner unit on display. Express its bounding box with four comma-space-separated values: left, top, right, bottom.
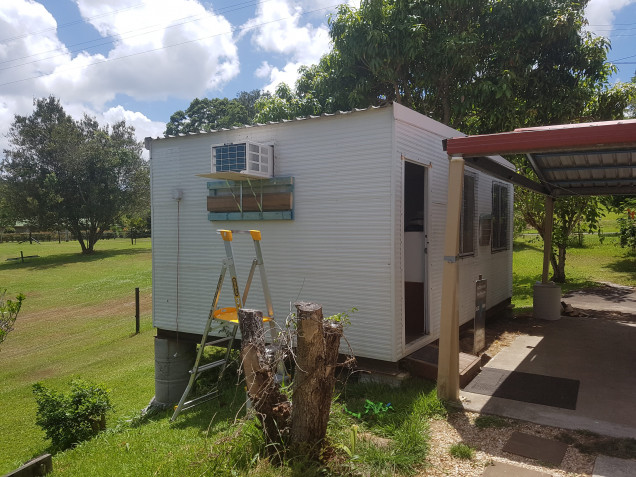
210, 142, 273, 180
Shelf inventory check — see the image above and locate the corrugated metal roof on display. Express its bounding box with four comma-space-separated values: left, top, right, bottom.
145, 105, 386, 143
443, 119, 636, 196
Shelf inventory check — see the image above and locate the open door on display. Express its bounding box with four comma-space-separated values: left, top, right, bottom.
404, 161, 429, 344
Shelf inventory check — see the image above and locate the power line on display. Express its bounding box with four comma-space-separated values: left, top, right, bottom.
0, 3, 340, 88
0, 0, 273, 69
0, 2, 146, 44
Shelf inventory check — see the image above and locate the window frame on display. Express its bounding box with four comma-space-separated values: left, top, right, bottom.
491, 182, 510, 252
459, 172, 476, 256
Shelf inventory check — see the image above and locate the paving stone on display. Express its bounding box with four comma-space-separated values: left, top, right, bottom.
593, 455, 636, 477
502, 431, 568, 466
482, 461, 551, 476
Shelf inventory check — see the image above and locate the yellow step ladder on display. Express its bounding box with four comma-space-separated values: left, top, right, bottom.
170, 229, 276, 421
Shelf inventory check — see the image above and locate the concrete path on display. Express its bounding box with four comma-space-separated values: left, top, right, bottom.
563, 283, 636, 315
461, 316, 636, 439
482, 461, 550, 476
593, 456, 636, 477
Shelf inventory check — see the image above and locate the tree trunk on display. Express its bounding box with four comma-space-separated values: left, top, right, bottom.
551, 245, 567, 283
291, 302, 343, 458
238, 308, 291, 444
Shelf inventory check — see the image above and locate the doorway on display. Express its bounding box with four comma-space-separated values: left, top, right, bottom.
404, 161, 429, 343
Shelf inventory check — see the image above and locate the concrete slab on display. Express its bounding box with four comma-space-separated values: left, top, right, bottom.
461, 316, 636, 439
482, 461, 551, 477
563, 284, 636, 315
502, 431, 568, 466
593, 455, 636, 477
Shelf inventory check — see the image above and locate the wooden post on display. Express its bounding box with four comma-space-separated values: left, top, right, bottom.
291, 301, 343, 457
135, 288, 140, 334
20, 251, 24, 263
437, 156, 464, 402
238, 308, 291, 444
542, 196, 554, 284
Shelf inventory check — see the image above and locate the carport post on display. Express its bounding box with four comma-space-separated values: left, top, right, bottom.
542, 196, 554, 284
437, 155, 464, 402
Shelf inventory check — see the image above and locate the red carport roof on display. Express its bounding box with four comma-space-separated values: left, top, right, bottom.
443, 119, 636, 196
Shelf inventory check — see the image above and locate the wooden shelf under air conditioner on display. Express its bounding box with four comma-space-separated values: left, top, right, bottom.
206, 176, 294, 221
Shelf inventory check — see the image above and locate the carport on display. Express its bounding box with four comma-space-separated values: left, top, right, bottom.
436, 118, 636, 405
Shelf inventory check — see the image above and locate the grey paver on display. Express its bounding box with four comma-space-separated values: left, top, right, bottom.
593, 455, 636, 477
502, 431, 568, 466
482, 461, 551, 476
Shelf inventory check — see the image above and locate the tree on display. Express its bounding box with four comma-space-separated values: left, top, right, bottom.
2, 96, 149, 254
515, 183, 604, 282
165, 91, 267, 136
325, 0, 615, 133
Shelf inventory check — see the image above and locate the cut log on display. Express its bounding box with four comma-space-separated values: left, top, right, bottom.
291, 302, 343, 457
238, 308, 290, 443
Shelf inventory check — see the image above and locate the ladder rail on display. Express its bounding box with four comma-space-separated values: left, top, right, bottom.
171, 229, 278, 422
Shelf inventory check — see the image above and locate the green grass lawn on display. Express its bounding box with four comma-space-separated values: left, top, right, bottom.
0, 239, 154, 474
512, 234, 636, 312
1, 232, 634, 475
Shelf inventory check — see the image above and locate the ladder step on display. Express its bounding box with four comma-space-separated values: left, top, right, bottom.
193, 359, 227, 374
205, 337, 232, 347
181, 389, 220, 410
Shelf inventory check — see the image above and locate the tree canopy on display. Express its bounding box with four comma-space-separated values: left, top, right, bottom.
254, 0, 627, 133
2, 96, 149, 254
165, 90, 267, 136
164, 0, 636, 282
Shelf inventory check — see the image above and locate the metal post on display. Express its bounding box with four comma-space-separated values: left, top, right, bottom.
135, 287, 140, 334
542, 196, 554, 284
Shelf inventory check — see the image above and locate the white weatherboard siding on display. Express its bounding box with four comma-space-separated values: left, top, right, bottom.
150, 103, 514, 363
392, 103, 513, 356
151, 108, 399, 362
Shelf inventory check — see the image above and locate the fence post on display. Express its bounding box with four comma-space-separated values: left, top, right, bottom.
135, 288, 140, 334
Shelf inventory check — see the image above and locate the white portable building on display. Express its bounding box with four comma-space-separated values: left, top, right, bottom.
147, 102, 513, 365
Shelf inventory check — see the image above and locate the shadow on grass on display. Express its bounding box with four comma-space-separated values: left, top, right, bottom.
513, 239, 543, 253
513, 272, 600, 307
0, 247, 150, 271
604, 256, 636, 282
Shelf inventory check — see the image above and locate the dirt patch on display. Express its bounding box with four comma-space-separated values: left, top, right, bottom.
18, 293, 152, 325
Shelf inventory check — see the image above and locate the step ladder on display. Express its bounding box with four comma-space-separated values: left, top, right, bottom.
170, 229, 276, 421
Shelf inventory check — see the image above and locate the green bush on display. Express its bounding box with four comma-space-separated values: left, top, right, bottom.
0, 290, 25, 348
33, 379, 113, 450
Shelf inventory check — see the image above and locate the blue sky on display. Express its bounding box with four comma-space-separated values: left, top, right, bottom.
0, 0, 635, 154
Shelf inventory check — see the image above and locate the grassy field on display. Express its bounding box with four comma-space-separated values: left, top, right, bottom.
1, 232, 634, 475
0, 239, 154, 474
512, 234, 636, 311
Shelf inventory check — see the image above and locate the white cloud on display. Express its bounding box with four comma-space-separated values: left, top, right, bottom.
242, 0, 332, 90
255, 61, 273, 79
260, 62, 305, 93
0, 0, 240, 109
0, 0, 241, 158
585, 0, 636, 36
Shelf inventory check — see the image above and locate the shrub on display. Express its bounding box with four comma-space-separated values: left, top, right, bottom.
618, 208, 636, 252
33, 379, 113, 450
449, 442, 474, 459
0, 290, 25, 348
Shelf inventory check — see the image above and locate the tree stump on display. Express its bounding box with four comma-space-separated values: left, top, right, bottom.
291, 301, 344, 457
238, 308, 290, 444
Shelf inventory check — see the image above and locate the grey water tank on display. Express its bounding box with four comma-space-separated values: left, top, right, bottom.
533, 281, 562, 321
154, 337, 196, 406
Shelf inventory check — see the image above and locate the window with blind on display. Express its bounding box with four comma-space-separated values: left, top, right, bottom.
460, 173, 476, 256
492, 182, 510, 251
